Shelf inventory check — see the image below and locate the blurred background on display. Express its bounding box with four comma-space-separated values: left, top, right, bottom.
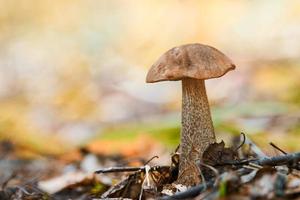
0, 0, 299, 159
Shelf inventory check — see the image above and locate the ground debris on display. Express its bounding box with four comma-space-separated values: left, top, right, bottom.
95, 151, 179, 199
201, 140, 238, 180
158, 134, 300, 200
2, 133, 300, 200
202, 141, 238, 167
52, 176, 108, 200
0, 179, 49, 200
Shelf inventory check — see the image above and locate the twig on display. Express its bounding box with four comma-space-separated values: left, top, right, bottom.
174, 145, 180, 153
198, 162, 220, 187
217, 151, 300, 168
248, 162, 263, 169
144, 156, 159, 165
159, 181, 214, 200
270, 142, 287, 155
95, 166, 144, 174
235, 132, 246, 151
243, 165, 260, 170
197, 164, 207, 190
15, 186, 31, 195
255, 152, 300, 167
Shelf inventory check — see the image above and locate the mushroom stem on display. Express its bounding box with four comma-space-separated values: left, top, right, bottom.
178, 78, 216, 185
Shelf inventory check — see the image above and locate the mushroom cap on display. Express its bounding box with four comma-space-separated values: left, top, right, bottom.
146, 43, 236, 83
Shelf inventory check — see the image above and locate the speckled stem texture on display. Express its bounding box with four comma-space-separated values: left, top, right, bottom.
178, 78, 216, 186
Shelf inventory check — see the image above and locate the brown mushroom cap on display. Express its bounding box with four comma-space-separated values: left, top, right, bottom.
146, 43, 236, 83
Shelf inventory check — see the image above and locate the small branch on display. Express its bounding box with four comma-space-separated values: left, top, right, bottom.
174, 145, 180, 153
198, 162, 220, 187
144, 156, 159, 165
95, 166, 144, 174
160, 181, 214, 200
255, 152, 300, 167
95, 155, 159, 174
248, 162, 263, 169
217, 151, 300, 168
235, 132, 246, 151
270, 142, 287, 155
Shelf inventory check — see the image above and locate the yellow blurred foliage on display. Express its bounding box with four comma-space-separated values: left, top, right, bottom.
0, 99, 68, 157
253, 63, 300, 102
53, 54, 98, 121
0, 0, 300, 154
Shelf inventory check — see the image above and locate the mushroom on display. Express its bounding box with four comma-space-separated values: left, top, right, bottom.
146, 43, 235, 186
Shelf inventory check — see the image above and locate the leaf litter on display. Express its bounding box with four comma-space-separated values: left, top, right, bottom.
1, 133, 300, 199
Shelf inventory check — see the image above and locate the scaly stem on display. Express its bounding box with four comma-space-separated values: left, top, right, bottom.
178, 78, 216, 186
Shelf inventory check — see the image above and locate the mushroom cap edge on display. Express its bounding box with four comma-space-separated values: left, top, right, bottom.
146, 43, 236, 83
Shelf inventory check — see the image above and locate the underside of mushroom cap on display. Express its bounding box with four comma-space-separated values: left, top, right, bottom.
146, 43, 236, 83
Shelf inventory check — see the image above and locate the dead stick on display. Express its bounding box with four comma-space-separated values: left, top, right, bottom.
217, 151, 300, 168
160, 181, 213, 200
255, 152, 300, 167
270, 142, 287, 155
95, 166, 144, 174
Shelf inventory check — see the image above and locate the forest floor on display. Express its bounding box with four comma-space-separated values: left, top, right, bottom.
1, 133, 300, 200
